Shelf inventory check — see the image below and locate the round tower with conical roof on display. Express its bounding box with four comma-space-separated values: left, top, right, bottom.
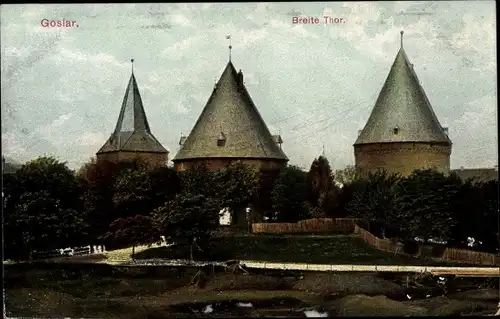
96, 59, 169, 168
173, 58, 288, 172
354, 31, 452, 177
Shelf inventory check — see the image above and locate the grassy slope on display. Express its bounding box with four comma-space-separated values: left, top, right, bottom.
134, 235, 466, 266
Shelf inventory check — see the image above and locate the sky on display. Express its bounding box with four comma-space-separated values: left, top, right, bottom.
1, 2, 497, 170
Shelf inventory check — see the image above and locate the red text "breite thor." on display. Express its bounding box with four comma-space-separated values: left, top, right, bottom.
41, 19, 79, 28
292, 16, 346, 24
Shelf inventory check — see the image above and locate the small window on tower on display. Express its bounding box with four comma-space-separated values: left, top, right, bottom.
217, 132, 226, 147
393, 127, 399, 135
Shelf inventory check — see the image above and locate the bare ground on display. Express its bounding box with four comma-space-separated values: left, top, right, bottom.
5, 264, 498, 317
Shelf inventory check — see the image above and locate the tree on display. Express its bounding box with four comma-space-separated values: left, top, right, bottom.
305, 156, 337, 218
15, 191, 85, 254
147, 166, 181, 210
329, 179, 365, 218
477, 180, 499, 252
153, 193, 220, 261
4, 156, 86, 258
346, 170, 400, 238
252, 167, 282, 216
455, 180, 499, 252
271, 165, 309, 222
179, 163, 217, 197
76, 157, 96, 179
112, 164, 153, 220
448, 178, 480, 247
394, 169, 462, 255
79, 159, 122, 244
106, 215, 159, 259
3, 171, 24, 258
213, 162, 259, 225
15, 156, 82, 210
334, 165, 361, 187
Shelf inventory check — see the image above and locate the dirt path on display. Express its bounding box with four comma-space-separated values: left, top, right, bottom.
104, 245, 150, 262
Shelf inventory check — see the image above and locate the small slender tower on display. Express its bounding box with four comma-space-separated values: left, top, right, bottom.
353, 31, 452, 177
96, 59, 169, 168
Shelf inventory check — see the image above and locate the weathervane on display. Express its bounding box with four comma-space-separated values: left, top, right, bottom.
226, 35, 232, 61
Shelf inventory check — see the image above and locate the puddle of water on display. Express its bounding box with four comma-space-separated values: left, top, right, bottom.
170, 297, 303, 314
202, 304, 213, 313
304, 310, 329, 317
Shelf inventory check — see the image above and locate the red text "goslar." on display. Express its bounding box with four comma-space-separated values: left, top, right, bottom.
41, 19, 79, 28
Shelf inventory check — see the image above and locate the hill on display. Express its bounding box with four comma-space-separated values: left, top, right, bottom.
134, 234, 463, 266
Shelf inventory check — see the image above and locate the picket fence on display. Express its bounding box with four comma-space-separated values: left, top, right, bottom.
32, 245, 105, 259
251, 218, 499, 266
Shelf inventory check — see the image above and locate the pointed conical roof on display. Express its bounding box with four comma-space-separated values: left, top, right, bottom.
354, 34, 451, 146
173, 61, 288, 161
97, 72, 168, 154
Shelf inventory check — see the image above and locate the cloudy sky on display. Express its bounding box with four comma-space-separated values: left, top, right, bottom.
1, 2, 497, 170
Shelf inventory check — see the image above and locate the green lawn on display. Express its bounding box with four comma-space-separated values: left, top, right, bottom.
134, 235, 467, 266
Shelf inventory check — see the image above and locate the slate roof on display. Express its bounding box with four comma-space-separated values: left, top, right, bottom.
355, 32, 451, 146
173, 61, 288, 162
97, 72, 168, 155
452, 168, 499, 183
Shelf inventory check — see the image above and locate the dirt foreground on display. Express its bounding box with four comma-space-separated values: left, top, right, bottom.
4, 263, 499, 317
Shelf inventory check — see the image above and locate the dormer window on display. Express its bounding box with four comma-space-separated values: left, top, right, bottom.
179, 135, 187, 146
217, 132, 226, 147
237, 70, 244, 90
272, 134, 283, 149
393, 127, 399, 135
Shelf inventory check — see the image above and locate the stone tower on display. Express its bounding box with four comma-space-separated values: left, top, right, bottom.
354, 31, 452, 177
173, 59, 288, 172
96, 60, 168, 168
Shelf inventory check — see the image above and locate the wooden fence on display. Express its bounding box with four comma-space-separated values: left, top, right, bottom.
440, 247, 499, 266
251, 218, 369, 234
353, 225, 403, 254
353, 225, 499, 266
251, 219, 498, 266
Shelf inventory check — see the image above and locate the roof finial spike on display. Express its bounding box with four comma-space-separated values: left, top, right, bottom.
322, 143, 326, 157
226, 35, 232, 61
400, 30, 404, 49
131, 58, 135, 74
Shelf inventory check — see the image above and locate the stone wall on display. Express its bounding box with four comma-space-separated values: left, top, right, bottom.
173, 158, 287, 172
354, 142, 451, 177
97, 151, 168, 169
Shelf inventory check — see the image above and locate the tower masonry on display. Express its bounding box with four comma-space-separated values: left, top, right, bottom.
354, 31, 452, 177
